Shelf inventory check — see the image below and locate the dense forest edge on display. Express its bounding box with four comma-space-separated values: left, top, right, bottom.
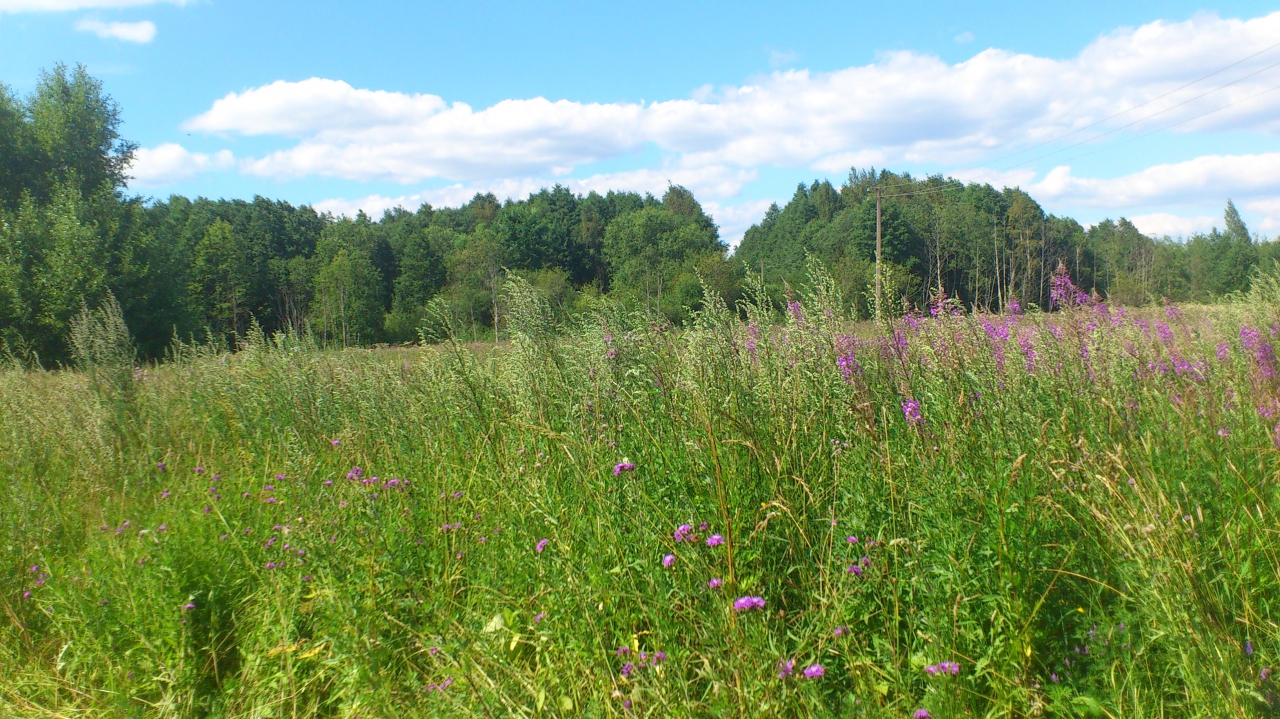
3, 64, 1276, 365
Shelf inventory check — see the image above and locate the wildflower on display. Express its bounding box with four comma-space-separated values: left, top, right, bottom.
803, 664, 824, 678
535, 538, 550, 553
331, 439, 340, 446
264, 497, 277, 504
157, 524, 167, 532
302, 575, 313, 582
733, 596, 765, 612
706, 534, 724, 547
157, 461, 166, 472
613, 461, 636, 477
707, 577, 722, 590
161, 491, 170, 499
218, 534, 227, 540
620, 662, 635, 677
276, 474, 285, 480
777, 658, 795, 678
673, 524, 692, 542
662, 554, 676, 568
1218, 426, 1230, 437
1217, 341, 1230, 361
534, 612, 546, 623
452, 491, 463, 499
1247, 640, 1255, 656
324, 480, 333, 486
203, 506, 212, 514
846, 535, 858, 543
1263, 667, 1272, 681
901, 398, 923, 424
616, 646, 630, 656
847, 565, 863, 577
182, 602, 195, 611
913, 711, 932, 719
194, 466, 205, 474
22, 591, 31, 599
834, 626, 849, 637
339, 501, 347, 508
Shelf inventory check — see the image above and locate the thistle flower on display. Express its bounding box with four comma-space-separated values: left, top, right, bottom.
182, 602, 195, 611
802, 664, 824, 678
733, 596, 765, 612
160, 491, 170, 498
705, 534, 724, 547
777, 658, 795, 678
662, 554, 676, 567
846, 535, 858, 544
613, 461, 636, 477
834, 626, 849, 637
673, 524, 692, 542
535, 538, 549, 553
331, 439, 340, 446
620, 662, 635, 677
847, 565, 863, 577
707, 577, 722, 590
913, 710, 932, 719
157, 461, 166, 472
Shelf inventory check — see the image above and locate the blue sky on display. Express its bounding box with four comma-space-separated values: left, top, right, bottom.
4, 1, 1280, 244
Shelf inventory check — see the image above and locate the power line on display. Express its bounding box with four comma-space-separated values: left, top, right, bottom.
978, 40, 1280, 168
999, 55, 1280, 172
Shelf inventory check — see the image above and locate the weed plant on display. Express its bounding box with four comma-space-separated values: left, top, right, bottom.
1, 267, 1279, 717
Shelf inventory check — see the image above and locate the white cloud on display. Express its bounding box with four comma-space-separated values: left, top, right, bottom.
184, 11, 1280, 187
1030, 153, 1280, 207
1128, 212, 1217, 237
128, 144, 233, 186
75, 17, 155, 42
1, 0, 181, 12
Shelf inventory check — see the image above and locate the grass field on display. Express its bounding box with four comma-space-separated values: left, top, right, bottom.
3, 272, 1280, 718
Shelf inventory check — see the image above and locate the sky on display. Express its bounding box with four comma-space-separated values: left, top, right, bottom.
4, 1, 1280, 247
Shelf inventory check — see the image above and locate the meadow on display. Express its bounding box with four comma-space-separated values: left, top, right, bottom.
2, 266, 1279, 718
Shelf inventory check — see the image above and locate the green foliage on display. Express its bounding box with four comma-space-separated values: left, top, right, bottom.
4, 280, 1280, 717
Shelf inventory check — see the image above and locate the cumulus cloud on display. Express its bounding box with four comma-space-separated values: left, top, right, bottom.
184, 11, 1280, 187
75, 17, 155, 42
1128, 213, 1218, 237
1030, 153, 1280, 208
1, 0, 181, 11
128, 144, 233, 186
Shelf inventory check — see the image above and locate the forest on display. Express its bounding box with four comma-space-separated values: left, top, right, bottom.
2, 64, 1275, 364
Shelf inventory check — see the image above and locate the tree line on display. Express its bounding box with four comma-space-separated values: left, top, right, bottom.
1, 65, 1275, 364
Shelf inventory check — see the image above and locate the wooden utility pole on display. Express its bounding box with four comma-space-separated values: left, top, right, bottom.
875, 186, 883, 322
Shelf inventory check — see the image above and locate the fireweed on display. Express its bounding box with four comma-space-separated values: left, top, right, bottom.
1, 271, 1278, 717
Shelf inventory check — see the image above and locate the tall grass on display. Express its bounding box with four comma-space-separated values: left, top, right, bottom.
2, 269, 1278, 718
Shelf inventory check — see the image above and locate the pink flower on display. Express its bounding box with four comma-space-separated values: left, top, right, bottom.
707, 577, 722, 590
802, 664, 824, 678
706, 534, 724, 547
662, 554, 676, 567
733, 596, 765, 612
535, 538, 549, 553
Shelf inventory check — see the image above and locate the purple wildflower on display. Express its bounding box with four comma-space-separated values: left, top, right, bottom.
535, 538, 549, 553
1247, 640, 1255, 656
534, 612, 546, 623
620, 662, 635, 678
662, 554, 676, 568
452, 491, 463, 499
901, 398, 923, 424
160, 491, 170, 498
1217, 341, 1230, 361
847, 565, 863, 577
803, 664, 825, 678
733, 596, 765, 612
157, 461, 166, 472
834, 626, 849, 637
613, 461, 636, 477
673, 524, 692, 542
182, 602, 195, 611
707, 577, 722, 590
913, 711, 932, 719
706, 534, 724, 547
157, 524, 167, 532
1262, 666, 1272, 682
777, 659, 795, 678
331, 439, 340, 446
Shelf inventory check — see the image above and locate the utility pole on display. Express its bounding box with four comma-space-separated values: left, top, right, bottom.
875, 185, 883, 322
